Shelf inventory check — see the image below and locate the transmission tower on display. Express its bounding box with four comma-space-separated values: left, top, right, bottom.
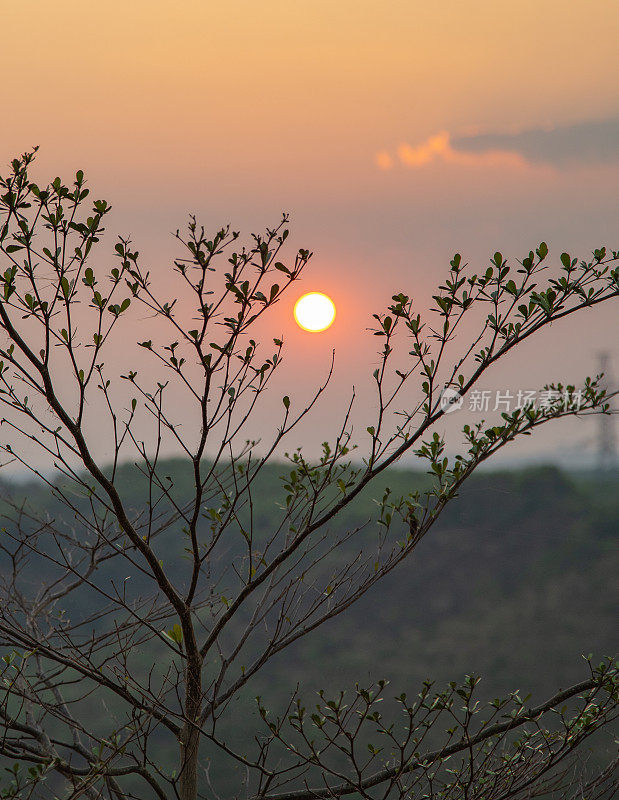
598, 352, 617, 471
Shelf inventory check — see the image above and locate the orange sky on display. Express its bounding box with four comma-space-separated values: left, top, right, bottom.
2, 0, 619, 468
4, 1, 619, 183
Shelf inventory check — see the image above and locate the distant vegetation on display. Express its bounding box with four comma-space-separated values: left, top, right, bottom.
2, 461, 616, 792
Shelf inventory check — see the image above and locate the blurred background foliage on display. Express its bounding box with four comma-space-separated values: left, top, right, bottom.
0, 462, 615, 793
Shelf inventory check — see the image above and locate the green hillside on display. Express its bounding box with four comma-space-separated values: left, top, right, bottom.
0, 463, 617, 795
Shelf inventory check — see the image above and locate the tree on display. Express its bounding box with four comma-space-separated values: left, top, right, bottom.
0, 149, 616, 800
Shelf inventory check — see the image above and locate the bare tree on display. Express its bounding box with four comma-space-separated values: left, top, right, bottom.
0, 149, 616, 799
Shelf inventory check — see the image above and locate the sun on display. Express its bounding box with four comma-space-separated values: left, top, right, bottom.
294, 292, 336, 332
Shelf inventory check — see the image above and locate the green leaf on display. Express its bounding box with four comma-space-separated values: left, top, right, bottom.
166, 623, 183, 644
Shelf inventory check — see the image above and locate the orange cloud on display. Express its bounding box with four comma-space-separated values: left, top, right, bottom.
397, 131, 452, 166
381, 131, 530, 170
375, 150, 394, 170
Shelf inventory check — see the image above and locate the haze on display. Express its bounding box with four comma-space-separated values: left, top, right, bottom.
2, 0, 618, 469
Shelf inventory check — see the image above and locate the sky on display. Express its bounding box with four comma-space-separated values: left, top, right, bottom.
2, 0, 619, 471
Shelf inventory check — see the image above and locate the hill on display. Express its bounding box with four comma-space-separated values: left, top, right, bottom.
0, 462, 616, 794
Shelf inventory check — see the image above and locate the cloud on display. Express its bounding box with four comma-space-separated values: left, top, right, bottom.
453, 117, 619, 166
378, 117, 619, 171
375, 150, 394, 170
397, 131, 451, 166
386, 130, 529, 170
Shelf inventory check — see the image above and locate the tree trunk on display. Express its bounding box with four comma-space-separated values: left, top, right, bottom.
179, 651, 203, 800
179, 723, 200, 800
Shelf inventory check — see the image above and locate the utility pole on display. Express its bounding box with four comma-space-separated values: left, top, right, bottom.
598, 352, 617, 471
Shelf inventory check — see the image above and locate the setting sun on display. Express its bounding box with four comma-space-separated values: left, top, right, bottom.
293, 292, 336, 332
